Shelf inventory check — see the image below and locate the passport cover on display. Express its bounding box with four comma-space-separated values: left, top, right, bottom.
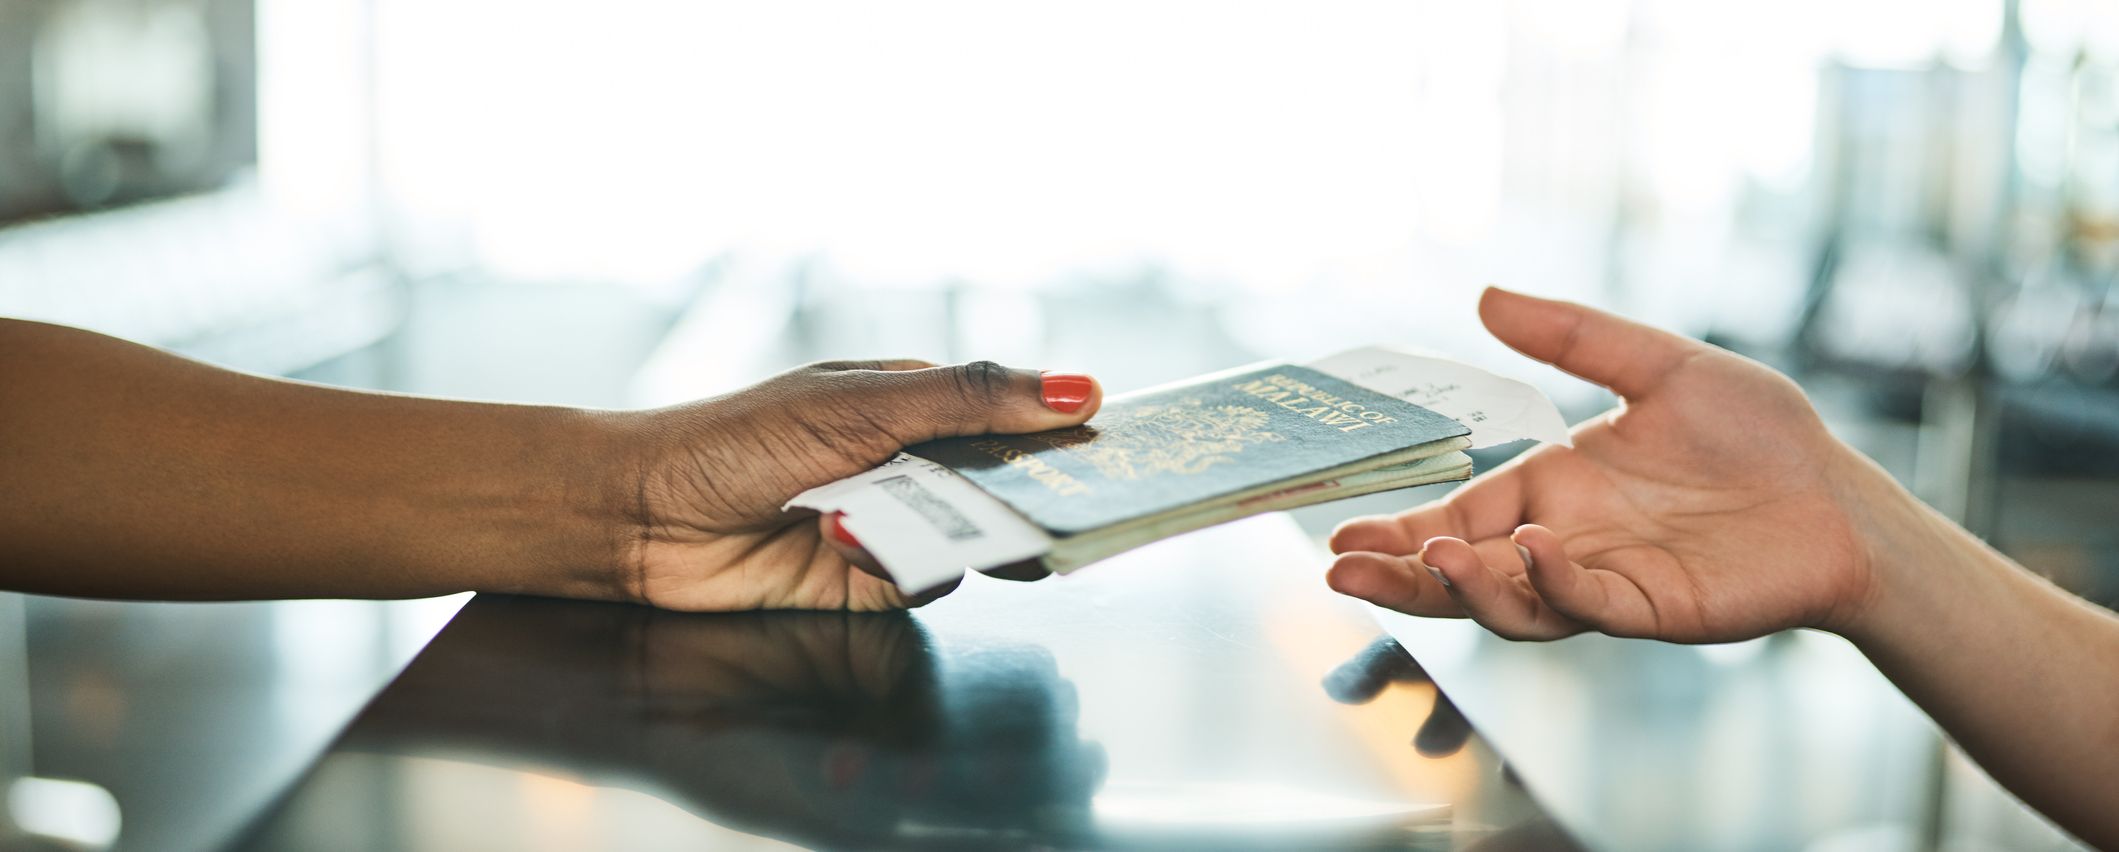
906, 364, 1469, 536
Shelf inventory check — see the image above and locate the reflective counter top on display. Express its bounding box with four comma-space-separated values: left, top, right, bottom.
234, 516, 1574, 850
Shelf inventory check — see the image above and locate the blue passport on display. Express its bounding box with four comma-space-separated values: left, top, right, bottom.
906, 364, 1469, 536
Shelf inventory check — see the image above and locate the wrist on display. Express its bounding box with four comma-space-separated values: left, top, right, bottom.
1821, 443, 1996, 649
569, 409, 660, 604
468, 405, 649, 604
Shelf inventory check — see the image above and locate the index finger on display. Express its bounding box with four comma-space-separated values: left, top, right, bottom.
1329, 456, 1530, 556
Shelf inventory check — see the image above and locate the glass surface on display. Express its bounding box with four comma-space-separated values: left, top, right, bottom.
7, 594, 465, 851
1380, 604, 2091, 852
234, 517, 1577, 851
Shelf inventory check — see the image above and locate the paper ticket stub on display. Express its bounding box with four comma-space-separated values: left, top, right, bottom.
785, 346, 1570, 592
1307, 347, 1571, 451
786, 453, 1052, 593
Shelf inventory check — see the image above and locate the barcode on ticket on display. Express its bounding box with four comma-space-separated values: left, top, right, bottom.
875, 475, 983, 541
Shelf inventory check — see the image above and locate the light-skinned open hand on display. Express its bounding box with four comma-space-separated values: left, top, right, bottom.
1327, 287, 1889, 643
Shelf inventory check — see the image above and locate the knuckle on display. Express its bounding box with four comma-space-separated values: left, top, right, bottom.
948, 360, 1014, 407
791, 371, 924, 450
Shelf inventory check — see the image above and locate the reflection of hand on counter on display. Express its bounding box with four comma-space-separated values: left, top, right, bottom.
346, 598, 1105, 849
1322, 636, 1584, 851
1321, 636, 1470, 759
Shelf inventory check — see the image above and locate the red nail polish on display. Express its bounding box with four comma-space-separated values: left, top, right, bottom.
1040, 372, 1093, 413
829, 512, 861, 546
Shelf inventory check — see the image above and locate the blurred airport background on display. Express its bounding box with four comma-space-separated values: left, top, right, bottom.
1, 1, 2115, 849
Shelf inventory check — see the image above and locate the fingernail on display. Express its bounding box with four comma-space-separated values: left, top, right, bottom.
1418, 553, 1452, 588
1516, 543, 1534, 572
1040, 371, 1093, 413
829, 512, 861, 547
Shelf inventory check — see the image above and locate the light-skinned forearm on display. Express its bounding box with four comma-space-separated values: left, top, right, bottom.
0, 319, 638, 602
1833, 448, 2119, 849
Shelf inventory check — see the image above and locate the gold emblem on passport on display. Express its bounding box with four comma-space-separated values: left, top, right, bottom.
1026, 400, 1285, 480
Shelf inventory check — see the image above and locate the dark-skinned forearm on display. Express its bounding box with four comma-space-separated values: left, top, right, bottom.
0, 319, 638, 602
